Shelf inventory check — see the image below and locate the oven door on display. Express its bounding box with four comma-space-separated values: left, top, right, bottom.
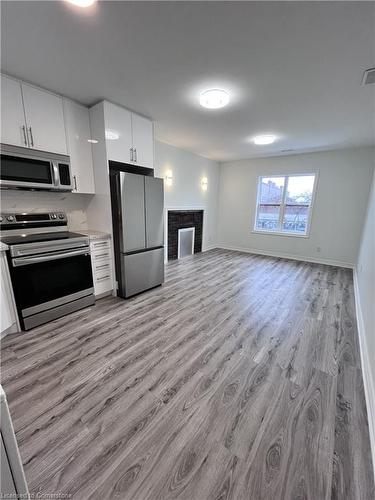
9, 247, 94, 323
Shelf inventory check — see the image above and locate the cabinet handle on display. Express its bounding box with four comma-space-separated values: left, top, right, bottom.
134, 148, 137, 163
97, 275, 110, 281
95, 252, 109, 258
130, 148, 133, 162
22, 125, 28, 146
95, 263, 110, 270
93, 241, 108, 247
73, 175, 78, 191
28, 127, 34, 147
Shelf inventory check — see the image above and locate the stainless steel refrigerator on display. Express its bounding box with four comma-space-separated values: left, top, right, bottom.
110, 170, 164, 298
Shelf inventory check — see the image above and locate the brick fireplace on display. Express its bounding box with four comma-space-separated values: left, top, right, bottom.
167, 210, 203, 260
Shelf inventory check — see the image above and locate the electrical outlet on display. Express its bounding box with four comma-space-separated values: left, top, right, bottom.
316, 246, 321, 253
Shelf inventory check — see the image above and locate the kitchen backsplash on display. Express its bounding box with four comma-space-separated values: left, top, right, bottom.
0, 190, 93, 231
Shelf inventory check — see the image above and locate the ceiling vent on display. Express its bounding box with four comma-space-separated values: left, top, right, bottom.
362, 68, 375, 85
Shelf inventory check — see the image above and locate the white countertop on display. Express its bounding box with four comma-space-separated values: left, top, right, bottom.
77, 230, 111, 241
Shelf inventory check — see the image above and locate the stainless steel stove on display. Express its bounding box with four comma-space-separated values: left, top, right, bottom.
1, 211, 95, 330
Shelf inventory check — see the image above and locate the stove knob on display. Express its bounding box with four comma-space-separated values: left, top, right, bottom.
7, 215, 14, 222
0, 216, 3, 223
58, 214, 65, 219
51, 214, 57, 219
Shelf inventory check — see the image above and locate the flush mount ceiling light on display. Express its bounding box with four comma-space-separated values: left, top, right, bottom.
65, 0, 96, 7
199, 89, 230, 109
87, 139, 98, 144
252, 135, 277, 145
362, 67, 375, 86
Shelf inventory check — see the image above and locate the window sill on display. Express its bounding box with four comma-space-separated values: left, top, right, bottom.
251, 229, 310, 239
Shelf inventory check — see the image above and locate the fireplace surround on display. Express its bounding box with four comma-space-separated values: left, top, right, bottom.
167, 210, 203, 260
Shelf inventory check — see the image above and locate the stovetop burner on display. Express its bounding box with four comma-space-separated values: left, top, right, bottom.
0, 231, 86, 246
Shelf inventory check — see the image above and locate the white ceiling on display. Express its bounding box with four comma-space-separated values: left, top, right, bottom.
1, 1, 374, 161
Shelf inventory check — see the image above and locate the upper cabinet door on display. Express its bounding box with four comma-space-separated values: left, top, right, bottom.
103, 101, 132, 164
1, 75, 28, 147
131, 113, 154, 169
21, 83, 67, 155
64, 99, 95, 194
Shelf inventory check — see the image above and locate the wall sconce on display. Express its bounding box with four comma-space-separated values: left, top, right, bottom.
201, 177, 208, 191
165, 171, 173, 187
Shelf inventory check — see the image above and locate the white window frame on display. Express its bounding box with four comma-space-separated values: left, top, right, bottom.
253, 173, 317, 238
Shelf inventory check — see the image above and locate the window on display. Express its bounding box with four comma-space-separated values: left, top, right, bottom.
254, 174, 316, 236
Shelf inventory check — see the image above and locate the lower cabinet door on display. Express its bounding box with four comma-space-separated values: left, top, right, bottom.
1, 434, 17, 496
123, 248, 164, 298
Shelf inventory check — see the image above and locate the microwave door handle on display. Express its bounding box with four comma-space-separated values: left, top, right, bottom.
12, 248, 90, 267
52, 162, 60, 187
22, 126, 28, 146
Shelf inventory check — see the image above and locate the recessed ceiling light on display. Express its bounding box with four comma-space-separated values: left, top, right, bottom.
199, 89, 230, 109
87, 139, 98, 144
65, 0, 96, 7
252, 135, 276, 145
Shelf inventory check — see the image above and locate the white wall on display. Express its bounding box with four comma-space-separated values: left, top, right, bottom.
218, 147, 374, 267
154, 141, 220, 251
357, 167, 375, 386
86, 102, 111, 234
355, 165, 375, 468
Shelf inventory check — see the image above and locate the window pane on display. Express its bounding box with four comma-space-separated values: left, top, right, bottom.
256, 177, 285, 231
282, 175, 315, 233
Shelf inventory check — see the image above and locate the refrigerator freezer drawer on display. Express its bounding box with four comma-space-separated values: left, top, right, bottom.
123, 248, 164, 297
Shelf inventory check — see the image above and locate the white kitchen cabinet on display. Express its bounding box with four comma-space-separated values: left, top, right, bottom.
103, 101, 133, 164
0, 387, 29, 498
0, 74, 68, 155
0, 75, 28, 148
64, 99, 95, 194
22, 83, 67, 155
1, 250, 19, 336
89, 237, 113, 297
102, 101, 154, 168
131, 113, 154, 169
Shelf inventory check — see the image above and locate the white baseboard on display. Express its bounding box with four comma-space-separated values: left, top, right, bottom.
0, 323, 19, 339
216, 244, 354, 269
202, 244, 218, 252
353, 270, 375, 478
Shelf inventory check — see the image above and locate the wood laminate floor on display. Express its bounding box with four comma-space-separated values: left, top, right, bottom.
1, 249, 374, 500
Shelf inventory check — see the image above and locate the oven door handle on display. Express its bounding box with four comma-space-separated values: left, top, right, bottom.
12, 248, 90, 267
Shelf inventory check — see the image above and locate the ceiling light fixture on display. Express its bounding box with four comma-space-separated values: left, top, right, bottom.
199, 89, 230, 109
252, 135, 276, 145
65, 0, 96, 7
87, 139, 98, 144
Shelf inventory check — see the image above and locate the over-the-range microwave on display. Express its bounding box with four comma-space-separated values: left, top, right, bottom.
0, 144, 73, 191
